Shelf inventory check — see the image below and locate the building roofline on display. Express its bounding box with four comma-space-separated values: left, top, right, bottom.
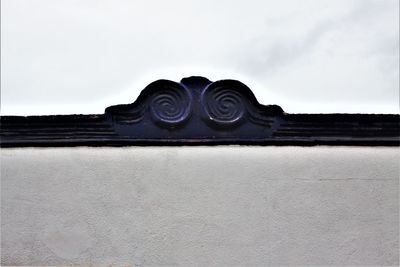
1, 77, 399, 147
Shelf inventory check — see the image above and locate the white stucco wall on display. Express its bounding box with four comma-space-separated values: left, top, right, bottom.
1, 146, 399, 266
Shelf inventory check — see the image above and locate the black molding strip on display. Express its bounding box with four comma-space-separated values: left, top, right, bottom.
1, 77, 399, 147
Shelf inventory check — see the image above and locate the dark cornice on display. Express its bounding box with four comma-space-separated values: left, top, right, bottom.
1, 76, 399, 147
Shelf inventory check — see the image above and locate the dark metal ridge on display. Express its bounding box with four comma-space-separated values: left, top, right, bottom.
1, 77, 399, 147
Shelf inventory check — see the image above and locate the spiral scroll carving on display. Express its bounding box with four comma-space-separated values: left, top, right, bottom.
150, 84, 192, 126
201, 84, 246, 126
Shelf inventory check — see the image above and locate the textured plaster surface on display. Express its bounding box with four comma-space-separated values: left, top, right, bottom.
1, 146, 399, 266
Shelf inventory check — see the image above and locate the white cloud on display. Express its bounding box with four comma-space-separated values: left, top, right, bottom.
1, 0, 398, 115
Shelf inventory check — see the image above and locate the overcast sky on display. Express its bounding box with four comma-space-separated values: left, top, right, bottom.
1, 0, 399, 115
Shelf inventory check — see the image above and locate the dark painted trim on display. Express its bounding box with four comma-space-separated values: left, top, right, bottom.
1, 77, 399, 147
